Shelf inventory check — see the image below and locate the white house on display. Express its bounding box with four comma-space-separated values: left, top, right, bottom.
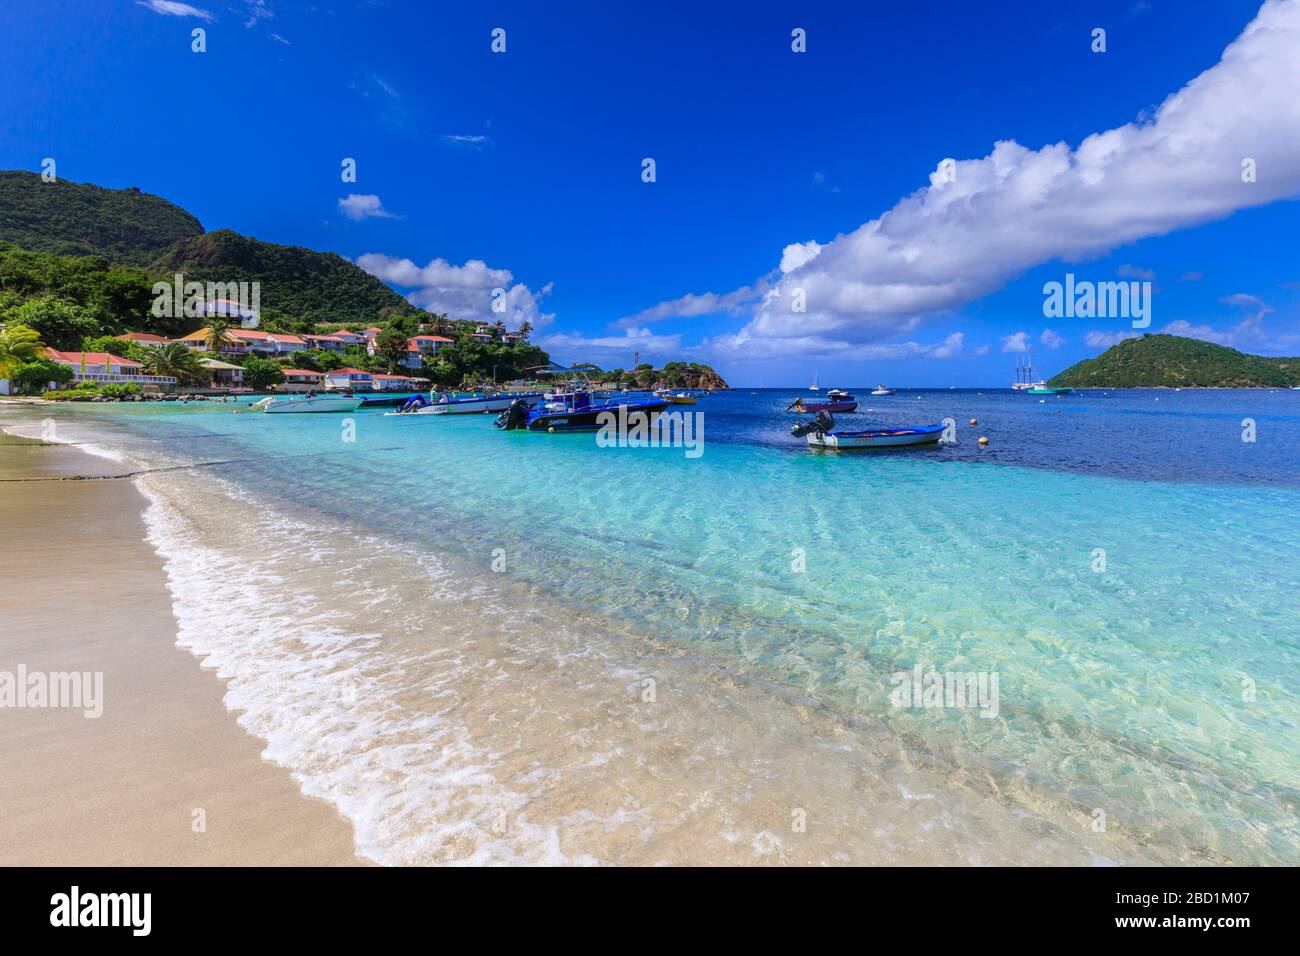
115, 332, 173, 347
323, 368, 374, 392
331, 330, 367, 347
203, 298, 259, 329
278, 368, 327, 393
43, 350, 178, 390
372, 373, 425, 392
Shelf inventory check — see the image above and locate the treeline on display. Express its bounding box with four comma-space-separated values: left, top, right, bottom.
600, 361, 729, 389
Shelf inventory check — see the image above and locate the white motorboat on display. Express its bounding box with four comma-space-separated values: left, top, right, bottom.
869, 384, 895, 396
388, 392, 542, 416
255, 394, 362, 414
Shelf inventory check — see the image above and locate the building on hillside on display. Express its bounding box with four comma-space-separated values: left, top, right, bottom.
115, 332, 173, 347
330, 330, 367, 347
303, 334, 349, 353
176, 328, 306, 357
202, 298, 259, 329
365, 334, 452, 371
360, 326, 383, 342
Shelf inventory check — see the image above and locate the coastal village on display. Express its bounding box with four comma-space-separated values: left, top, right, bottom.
0, 297, 535, 397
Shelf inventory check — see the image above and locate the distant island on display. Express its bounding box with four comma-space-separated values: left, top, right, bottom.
1049, 334, 1300, 388
0, 171, 727, 395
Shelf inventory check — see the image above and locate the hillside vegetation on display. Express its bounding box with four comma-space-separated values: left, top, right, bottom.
0, 171, 202, 265
151, 230, 422, 327
1049, 334, 1300, 388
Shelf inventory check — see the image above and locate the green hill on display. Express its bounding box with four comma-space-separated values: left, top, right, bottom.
0, 171, 202, 265
150, 230, 419, 326
1049, 334, 1300, 388
0, 171, 420, 327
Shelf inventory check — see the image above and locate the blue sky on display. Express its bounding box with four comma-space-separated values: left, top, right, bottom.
1, 0, 1297, 385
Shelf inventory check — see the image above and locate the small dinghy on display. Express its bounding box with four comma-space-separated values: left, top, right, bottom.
791, 411, 944, 450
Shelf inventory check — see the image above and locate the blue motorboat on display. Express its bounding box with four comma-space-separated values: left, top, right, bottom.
792, 411, 946, 450
495, 389, 670, 432
494, 364, 670, 432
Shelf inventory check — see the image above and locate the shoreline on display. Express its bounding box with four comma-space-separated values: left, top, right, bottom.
0, 430, 362, 865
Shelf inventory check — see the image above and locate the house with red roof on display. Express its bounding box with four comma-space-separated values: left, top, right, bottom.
371, 334, 453, 370
303, 333, 351, 353
176, 328, 306, 357
42, 349, 178, 390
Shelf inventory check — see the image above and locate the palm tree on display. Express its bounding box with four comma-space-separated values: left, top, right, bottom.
140, 342, 210, 384
203, 318, 234, 354
0, 325, 45, 376
516, 320, 533, 342
490, 319, 507, 338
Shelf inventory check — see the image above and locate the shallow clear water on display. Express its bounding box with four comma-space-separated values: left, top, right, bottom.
6, 387, 1298, 865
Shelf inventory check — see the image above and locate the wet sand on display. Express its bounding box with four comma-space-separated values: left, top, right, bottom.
0, 430, 361, 865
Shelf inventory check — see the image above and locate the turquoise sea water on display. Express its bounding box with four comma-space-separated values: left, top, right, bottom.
7, 388, 1298, 865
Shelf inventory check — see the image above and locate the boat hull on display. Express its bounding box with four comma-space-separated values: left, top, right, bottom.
428, 395, 521, 415
263, 396, 362, 414
808, 424, 945, 449
1027, 387, 1070, 395
792, 401, 858, 414
522, 399, 672, 432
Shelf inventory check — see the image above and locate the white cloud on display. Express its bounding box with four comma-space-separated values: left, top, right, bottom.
974, 344, 991, 356
715, 1, 1300, 357
357, 253, 555, 328
1041, 328, 1065, 349
537, 327, 684, 364
136, 0, 213, 20
1219, 292, 1275, 320
1116, 264, 1157, 281
269, 32, 290, 45
243, 0, 272, 28
614, 282, 769, 328
338, 194, 398, 222
1085, 331, 1141, 348
442, 135, 492, 149
1160, 316, 1299, 351
701, 329, 964, 361
1001, 331, 1031, 353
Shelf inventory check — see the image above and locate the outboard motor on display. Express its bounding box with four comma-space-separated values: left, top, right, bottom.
791, 410, 834, 438
494, 398, 531, 430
